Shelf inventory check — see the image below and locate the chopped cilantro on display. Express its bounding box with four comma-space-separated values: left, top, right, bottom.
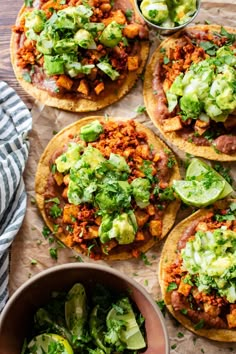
213, 163, 233, 185
49, 247, 58, 260
160, 47, 166, 53
122, 37, 129, 46
167, 282, 177, 292
144, 279, 149, 286
30, 259, 37, 265
201, 349, 205, 354
52, 130, 58, 135
159, 186, 175, 201
87, 244, 95, 257
194, 319, 205, 330
30, 197, 36, 204
69, 255, 84, 262
180, 308, 188, 315
177, 332, 184, 338
53, 224, 59, 232
135, 105, 146, 114
199, 41, 219, 56
45, 197, 60, 204
51, 164, 57, 174
42, 226, 51, 239
204, 19, 211, 24
156, 299, 166, 317
140, 252, 152, 266
220, 26, 236, 45
125, 9, 133, 21
171, 344, 177, 350
49, 204, 62, 218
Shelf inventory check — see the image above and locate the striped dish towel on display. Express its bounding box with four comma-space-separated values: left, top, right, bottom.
0, 81, 31, 312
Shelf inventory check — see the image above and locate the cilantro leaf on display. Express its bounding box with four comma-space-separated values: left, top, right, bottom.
167, 282, 177, 292
49, 247, 58, 260
22, 72, 32, 83
220, 27, 236, 45
199, 41, 219, 56
194, 319, 205, 330
135, 105, 146, 114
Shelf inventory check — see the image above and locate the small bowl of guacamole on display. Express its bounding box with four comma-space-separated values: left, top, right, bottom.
135, 0, 201, 34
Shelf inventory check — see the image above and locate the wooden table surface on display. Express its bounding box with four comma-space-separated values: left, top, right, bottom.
0, 0, 34, 109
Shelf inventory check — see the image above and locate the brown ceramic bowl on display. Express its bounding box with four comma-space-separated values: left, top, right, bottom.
0, 263, 169, 354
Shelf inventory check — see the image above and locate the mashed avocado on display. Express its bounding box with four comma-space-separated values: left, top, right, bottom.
182, 227, 236, 302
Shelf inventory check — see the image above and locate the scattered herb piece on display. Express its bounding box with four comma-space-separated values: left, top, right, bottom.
140, 252, 152, 266
144, 279, 148, 286
87, 244, 95, 257
30, 259, 37, 265
167, 282, 177, 292
52, 130, 58, 135
135, 105, 146, 114
201, 349, 205, 353
177, 332, 184, 338
37, 240, 42, 246
51, 164, 57, 174
30, 197, 36, 204
42, 226, 51, 239
69, 255, 84, 262
49, 247, 58, 260
213, 163, 232, 185
199, 41, 219, 56
49, 204, 62, 218
45, 197, 60, 204
125, 9, 133, 21
220, 26, 236, 45
171, 344, 177, 350
194, 319, 205, 330
156, 300, 166, 317
180, 308, 188, 315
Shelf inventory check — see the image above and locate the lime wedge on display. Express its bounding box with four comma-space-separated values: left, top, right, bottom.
186, 158, 232, 199
173, 179, 225, 207
65, 283, 87, 339
27, 333, 73, 354
106, 299, 146, 350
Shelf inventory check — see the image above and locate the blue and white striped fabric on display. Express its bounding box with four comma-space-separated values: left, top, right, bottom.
0, 81, 31, 312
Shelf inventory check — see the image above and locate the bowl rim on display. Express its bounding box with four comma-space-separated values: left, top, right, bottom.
0, 263, 170, 354
135, 0, 201, 32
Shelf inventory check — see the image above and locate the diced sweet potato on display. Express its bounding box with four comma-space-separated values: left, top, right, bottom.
162, 116, 183, 132
77, 79, 89, 96
136, 144, 150, 159
53, 172, 64, 186
147, 204, 155, 216
195, 222, 208, 232
194, 119, 209, 136
127, 56, 139, 71
95, 216, 102, 225
56, 75, 73, 90
153, 153, 160, 162
123, 24, 140, 39
203, 303, 220, 317
84, 226, 99, 239
227, 313, 236, 328
149, 220, 162, 237
63, 204, 79, 224
135, 231, 145, 241
177, 280, 191, 297
62, 187, 68, 200
102, 10, 126, 26
135, 210, 149, 227
94, 82, 104, 95
63, 174, 70, 186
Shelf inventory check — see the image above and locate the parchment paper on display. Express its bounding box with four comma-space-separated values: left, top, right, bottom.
9, 1, 236, 353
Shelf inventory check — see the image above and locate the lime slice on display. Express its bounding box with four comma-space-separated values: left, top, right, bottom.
65, 283, 87, 339
186, 158, 232, 199
173, 179, 225, 207
27, 333, 73, 354
106, 300, 146, 350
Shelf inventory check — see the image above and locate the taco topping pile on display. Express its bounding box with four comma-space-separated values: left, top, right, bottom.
165, 202, 236, 330
43, 119, 176, 259
153, 26, 236, 154
12, 0, 148, 99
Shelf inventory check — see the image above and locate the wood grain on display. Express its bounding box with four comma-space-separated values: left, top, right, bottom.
0, 0, 34, 109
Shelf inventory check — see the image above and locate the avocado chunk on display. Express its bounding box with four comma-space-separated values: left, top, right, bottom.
55, 142, 83, 173
110, 213, 136, 245
99, 21, 122, 48
97, 62, 120, 81
80, 120, 104, 142
44, 55, 65, 75
24, 9, 46, 33
74, 29, 96, 49
131, 178, 151, 208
